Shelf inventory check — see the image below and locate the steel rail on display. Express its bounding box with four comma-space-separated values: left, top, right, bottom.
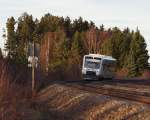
66, 83, 150, 104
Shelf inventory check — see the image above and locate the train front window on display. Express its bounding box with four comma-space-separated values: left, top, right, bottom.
84, 60, 100, 69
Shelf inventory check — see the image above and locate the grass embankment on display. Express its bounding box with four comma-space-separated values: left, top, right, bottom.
38, 83, 150, 120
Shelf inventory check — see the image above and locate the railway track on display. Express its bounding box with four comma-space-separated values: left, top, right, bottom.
65, 82, 150, 104
39, 78, 150, 104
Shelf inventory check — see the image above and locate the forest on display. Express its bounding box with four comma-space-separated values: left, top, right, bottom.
3, 12, 149, 78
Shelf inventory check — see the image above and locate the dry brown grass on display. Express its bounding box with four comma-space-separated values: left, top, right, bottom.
115, 68, 129, 79
142, 69, 150, 79
38, 83, 150, 120
0, 59, 54, 120
0, 59, 31, 120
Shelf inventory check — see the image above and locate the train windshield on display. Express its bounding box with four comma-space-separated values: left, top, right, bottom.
84, 57, 101, 69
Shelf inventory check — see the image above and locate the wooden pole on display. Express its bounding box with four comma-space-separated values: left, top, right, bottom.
32, 42, 35, 95
46, 37, 50, 73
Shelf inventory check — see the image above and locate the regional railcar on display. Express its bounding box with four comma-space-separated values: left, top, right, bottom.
81, 54, 116, 80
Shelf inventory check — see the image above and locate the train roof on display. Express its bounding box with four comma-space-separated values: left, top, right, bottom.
84, 54, 116, 61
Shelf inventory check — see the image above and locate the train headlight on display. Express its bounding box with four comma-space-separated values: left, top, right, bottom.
96, 70, 100, 75
82, 68, 86, 74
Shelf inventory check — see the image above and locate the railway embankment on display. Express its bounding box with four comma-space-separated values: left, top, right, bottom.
37, 82, 150, 120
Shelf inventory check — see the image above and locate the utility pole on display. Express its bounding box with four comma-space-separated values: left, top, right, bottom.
27, 42, 39, 96
32, 42, 35, 95
46, 37, 50, 73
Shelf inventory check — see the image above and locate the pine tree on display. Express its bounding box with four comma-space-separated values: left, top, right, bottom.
64, 16, 72, 37
128, 29, 149, 76
100, 27, 123, 67
49, 31, 69, 72
69, 32, 85, 68
5, 17, 16, 59
15, 13, 36, 64
119, 30, 132, 68
38, 13, 61, 35
100, 24, 104, 31
71, 31, 84, 55
17, 13, 35, 42
100, 37, 113, 56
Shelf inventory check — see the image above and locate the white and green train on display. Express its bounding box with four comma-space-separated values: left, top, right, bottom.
82, 54, 117, 80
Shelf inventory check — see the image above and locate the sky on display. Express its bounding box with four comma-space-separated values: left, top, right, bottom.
0, 0, 150, 59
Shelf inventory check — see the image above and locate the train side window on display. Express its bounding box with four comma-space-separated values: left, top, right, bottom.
102, 60, 116, 72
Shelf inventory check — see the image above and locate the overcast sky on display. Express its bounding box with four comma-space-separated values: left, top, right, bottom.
0, 0, 150, 57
